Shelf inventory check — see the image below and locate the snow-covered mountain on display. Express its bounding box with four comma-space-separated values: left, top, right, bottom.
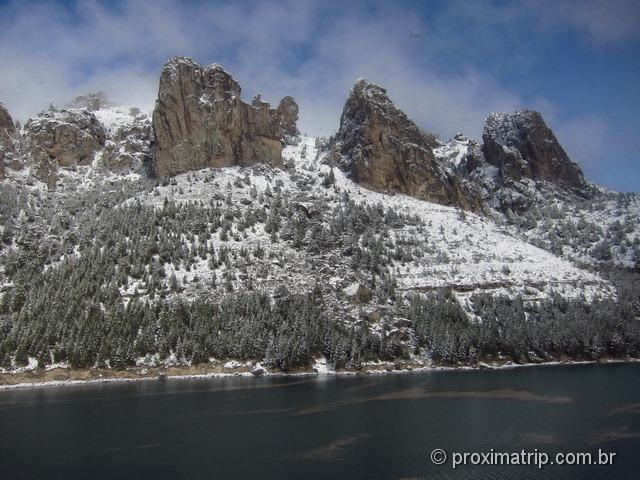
0, 56, 638, 380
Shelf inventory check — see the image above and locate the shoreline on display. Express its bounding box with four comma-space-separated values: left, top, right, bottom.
0, 357, 638, 391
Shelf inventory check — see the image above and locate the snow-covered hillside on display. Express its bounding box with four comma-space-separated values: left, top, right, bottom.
126, 136, 612, 302
1, 101, 623, 306
1, 92, 638, 378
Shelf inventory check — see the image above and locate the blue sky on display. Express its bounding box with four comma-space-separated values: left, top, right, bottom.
1, 0, 639, 192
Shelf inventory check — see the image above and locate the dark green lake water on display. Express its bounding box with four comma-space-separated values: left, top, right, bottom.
0, 363, 639, 480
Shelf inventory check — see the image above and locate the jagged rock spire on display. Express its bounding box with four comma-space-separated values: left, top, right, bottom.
151, 56, 299, 177
482, 109, 587, 191
334, 79, 481, 210
277, 96, 299, 137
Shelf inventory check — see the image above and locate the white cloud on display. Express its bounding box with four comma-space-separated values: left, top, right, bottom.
0, 0, 632, 163
0, 0, 529, 141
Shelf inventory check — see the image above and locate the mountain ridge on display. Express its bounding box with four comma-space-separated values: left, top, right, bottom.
0, 56, 638, 379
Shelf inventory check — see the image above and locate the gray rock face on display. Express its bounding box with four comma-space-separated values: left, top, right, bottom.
152, 56, 296, 178
335, 79, 481, 210
458, 140, 486, 178
459, 142, 538, 213
24, 110, 106, 188
0, 102, 14, 135
0, 102, 16, 180
103, 120, 152, 174
251, 363, 268, 376
277, 96, 299, 137
457, 109, 594, 213
482, 109, 587, 191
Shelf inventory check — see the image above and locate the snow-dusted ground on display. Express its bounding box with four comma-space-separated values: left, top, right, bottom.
2, 103, 618, 304
90, 104, 150, 134
119, 135, 613, 301
2, 102, 638, 383
516, 195, 640, 269
433, 135, 469, 170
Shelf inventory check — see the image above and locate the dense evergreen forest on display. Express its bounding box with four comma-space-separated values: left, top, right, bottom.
0, 176, 639, 373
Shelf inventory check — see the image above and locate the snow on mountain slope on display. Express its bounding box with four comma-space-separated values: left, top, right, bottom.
90, 105, 150, 134
432, 132, 639, 271
128, 136, 612, 301
433, 134, 470, 170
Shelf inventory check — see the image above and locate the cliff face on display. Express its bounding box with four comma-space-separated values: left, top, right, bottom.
334, 79, 481, 210
23, 110, 106, 188
482, 109, 587, 191
0, 60, 595, 218
0, 102, 17, 180
453, 108, 594, 213
151, 57, 298, 177
103, 119, 152, 174
277, 96, 299, 137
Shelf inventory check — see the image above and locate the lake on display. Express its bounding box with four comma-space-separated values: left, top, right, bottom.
0, 363, 639, 479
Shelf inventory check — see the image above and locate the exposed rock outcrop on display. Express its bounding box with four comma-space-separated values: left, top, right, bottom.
334, 79, 480, 210
65, 93, 153, 175
0, 102, 15, 136
67, 92, 114, 111
0, 102, 16, 180
24, 110, 106, 188
456, 109, 594, 213
152, 56, 296, 178
277, 96, 299, 137
102, 119, 152, 174
482, 109, 587, 191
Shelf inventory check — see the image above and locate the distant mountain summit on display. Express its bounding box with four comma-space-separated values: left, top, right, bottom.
442, 109, 596, 213
329, 80, 595, 215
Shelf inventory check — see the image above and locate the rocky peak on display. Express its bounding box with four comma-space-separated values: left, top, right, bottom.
102, 119, 152, 175
334, 79, 480, 210
277, 96, 299, 137
482, 108, 587, 191
66, 97, 154, 175
24, 109, 106, 188
152, 56, 297, 178
67, 92, 114, 111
